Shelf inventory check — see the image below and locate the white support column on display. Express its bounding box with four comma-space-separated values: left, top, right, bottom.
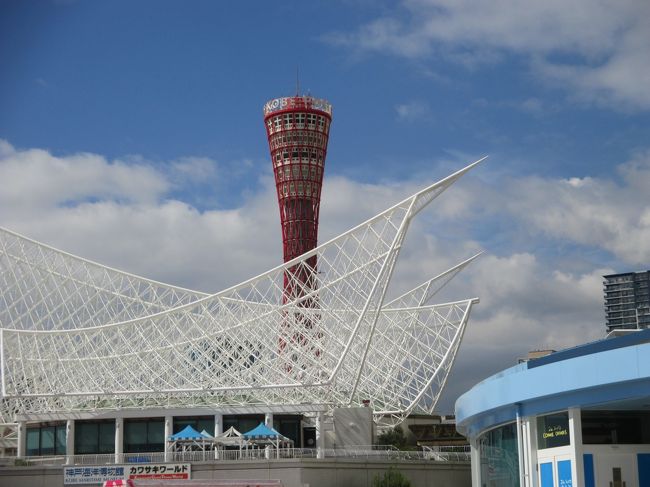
115, 418, 123, 464
315, 412, 324, 459
516, 405, 526, 487
214, 413, 223, 436
214, 413, 223, 460
164, 416, 173, 462
66, 419, 75, 465
569, 407, 584, 487
526, 416, 539, 487
265, 412, 274, 459
300, 419, 305, 450
17, 421, 26, 458
470, 437, 481, 487
521, 417, 535, 487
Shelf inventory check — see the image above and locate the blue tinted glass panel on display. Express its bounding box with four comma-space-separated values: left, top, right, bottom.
583, 454, 595, 487
557, 459, 572, 487
147, 420, 164, 448
638, 453, 650, 487
40, 426, 55, 455
75, 422, 98, 454
125, 421, 147, 452
540, 462, 554, 487
26, 428, 40, 456
56, 426, 67, 455
196, 418, 215, 435
98, 422, 115, 454
478, 422, 520, 487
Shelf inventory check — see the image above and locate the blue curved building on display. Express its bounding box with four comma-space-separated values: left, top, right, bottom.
455, 329, 650, 487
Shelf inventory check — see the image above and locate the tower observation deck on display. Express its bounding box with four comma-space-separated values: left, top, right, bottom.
263, 96, 332, 301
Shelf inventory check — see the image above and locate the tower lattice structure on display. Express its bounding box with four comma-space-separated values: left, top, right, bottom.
263, 96, 332, 301
264, 95, 332, 363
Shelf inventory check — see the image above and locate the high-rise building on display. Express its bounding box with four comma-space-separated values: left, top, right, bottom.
603, 271, 650, 332
263, 95, 332, 300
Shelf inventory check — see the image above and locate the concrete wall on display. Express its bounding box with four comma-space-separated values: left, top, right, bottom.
0, 466, 63, 487
0, 459, 470, 487
297, 459, 471, 487
332, 408, 373, 448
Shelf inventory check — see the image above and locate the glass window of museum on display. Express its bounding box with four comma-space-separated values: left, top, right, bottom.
478, 421, 520, 487
25, 414, 304, 455
476, 409, 650, 486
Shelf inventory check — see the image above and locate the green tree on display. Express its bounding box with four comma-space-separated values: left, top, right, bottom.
376, 426, 407, 449
372, 467, 411, 487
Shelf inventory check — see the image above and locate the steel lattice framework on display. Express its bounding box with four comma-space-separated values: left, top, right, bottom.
0, 158, 484, 426
263, 95, 332, 265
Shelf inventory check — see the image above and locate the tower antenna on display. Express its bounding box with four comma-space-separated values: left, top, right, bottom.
296, 66, 300, 96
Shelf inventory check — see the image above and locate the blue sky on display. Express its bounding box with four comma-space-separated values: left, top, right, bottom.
1, 0, 650, 412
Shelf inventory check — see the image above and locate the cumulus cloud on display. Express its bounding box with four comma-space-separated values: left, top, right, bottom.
437, 254, 609, 411
325, 0, 650, 110
0, 141, 279, 292
2, 140, 646, 412
170, 156, 219, 185
318, 150, 650, 410
502, 153, 650, 266
0, 143, 168, 208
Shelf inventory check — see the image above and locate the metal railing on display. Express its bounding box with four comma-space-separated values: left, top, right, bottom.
3, 445, 470, 467
421, 445, 471, 461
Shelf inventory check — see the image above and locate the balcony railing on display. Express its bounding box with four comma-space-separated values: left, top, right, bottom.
2, 445, 471, 467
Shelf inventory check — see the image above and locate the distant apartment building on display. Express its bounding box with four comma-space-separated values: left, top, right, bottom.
604, 270, 650, 332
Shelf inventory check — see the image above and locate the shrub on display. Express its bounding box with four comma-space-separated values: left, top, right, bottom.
372, 466, 411, 487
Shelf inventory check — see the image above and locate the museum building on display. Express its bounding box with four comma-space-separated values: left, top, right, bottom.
455, 329, 650, 487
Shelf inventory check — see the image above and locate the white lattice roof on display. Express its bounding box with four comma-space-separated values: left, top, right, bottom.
0, 158, 484, 425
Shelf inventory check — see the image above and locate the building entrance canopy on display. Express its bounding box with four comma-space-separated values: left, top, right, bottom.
242, 423, 290, 442
168, 426, 207, 442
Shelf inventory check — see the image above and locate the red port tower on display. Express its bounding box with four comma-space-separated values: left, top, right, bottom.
263, 95, 333, 300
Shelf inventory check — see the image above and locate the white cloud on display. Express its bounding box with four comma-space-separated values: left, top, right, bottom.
171, 156, 219, 185
0, 142, 169, 209
325, 0, 650, 110
472, 96, 555, 117
437, 254, 608, 411
318, 150, 650, 410
501, 153, 650, 265
0, 141, 278, 292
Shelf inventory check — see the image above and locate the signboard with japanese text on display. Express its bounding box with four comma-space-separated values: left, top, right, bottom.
64, 466, 126, 485
127, 463, 190, 480
64, 464, 190, 485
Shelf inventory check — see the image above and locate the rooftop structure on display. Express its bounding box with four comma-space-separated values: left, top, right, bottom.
604, 270, 650, 333
0, 158, 485, 434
